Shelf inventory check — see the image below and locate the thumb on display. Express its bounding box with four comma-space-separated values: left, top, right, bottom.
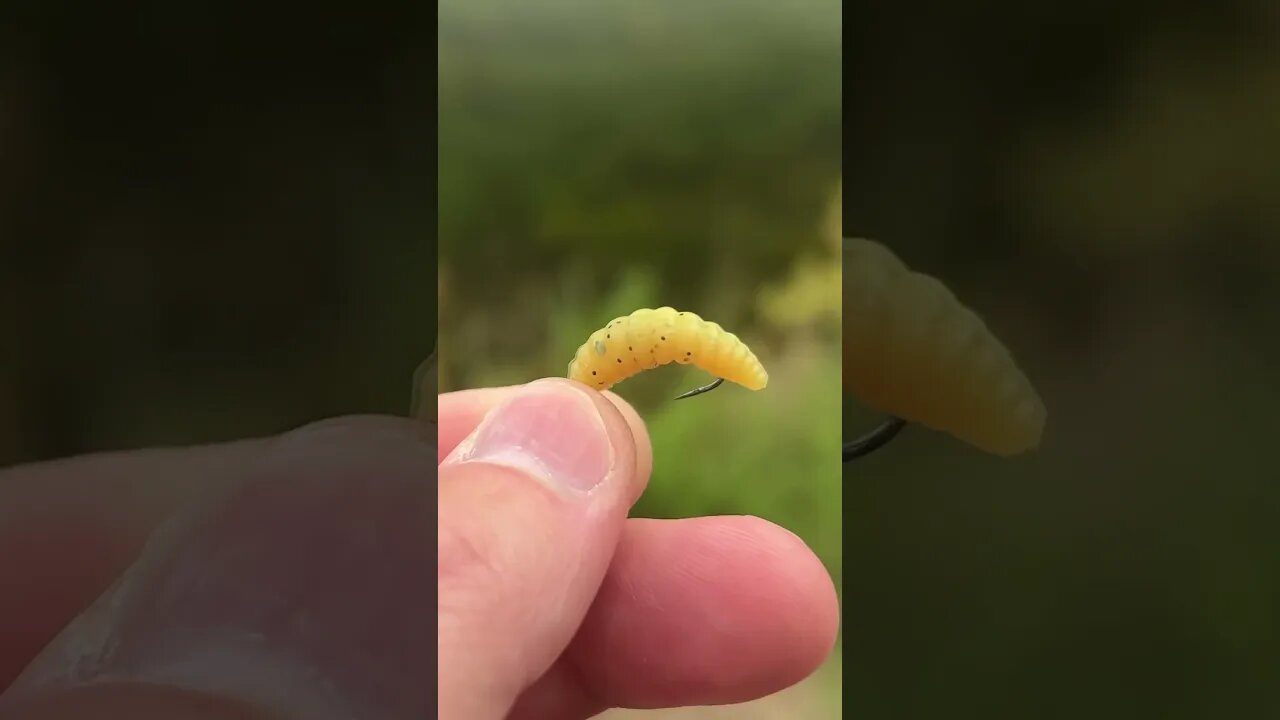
437, 378, 643, 720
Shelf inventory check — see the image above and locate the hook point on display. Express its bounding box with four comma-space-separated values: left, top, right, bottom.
675, 377, 724, 400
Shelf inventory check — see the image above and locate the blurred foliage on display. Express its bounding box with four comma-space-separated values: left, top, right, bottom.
847, 1, 1280, 718
0, 7, 435, 461
439, 3, 843, 716
9, 0, 1278, 716
439, 0, 841, 380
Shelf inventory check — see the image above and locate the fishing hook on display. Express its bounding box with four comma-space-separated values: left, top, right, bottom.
674, 377, 724, 400
843, 417, 908, 462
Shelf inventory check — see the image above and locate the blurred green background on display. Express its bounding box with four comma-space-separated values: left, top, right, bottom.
439, 0, 843, 716
847, 1, 1280, 719
0, 7, 435, 464
6, 0, 1277, 717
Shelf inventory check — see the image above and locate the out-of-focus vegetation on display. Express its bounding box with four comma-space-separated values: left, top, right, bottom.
440, 0, 843, 716
9, 0, 1276, 716
847, 1, 1280, 718
0, 8, 435, 459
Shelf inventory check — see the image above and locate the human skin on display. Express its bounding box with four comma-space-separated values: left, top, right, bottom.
0, 378, 840, 719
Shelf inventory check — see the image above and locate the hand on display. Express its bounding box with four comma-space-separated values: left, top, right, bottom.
0, 379, 838, 719
438, 379, 839, 718
0, 416, 440, 719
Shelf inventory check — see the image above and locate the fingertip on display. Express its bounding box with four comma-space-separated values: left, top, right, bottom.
465, 378, 638, 492
724, 516, 842, 672
567, 515, 841, 708
673, 515, 840, 682
436, 380, 650, 481
600, 390, 652, 501
524, 381, 648, 484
